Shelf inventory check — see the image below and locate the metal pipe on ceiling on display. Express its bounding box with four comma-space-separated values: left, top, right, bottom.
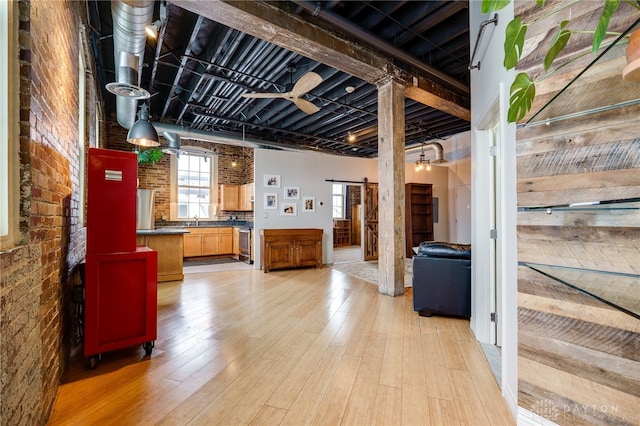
151, 122, 307, 152
405, 142, 447, 163
291, 0, 469, 95
111, 0, 155, 129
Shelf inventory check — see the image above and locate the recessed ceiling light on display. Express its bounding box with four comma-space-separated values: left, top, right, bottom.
345, 86, 355, 93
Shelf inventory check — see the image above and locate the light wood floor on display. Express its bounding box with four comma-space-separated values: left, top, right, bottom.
48, 266, 514, 425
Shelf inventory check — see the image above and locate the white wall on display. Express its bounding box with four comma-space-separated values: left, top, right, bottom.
253, 148, 450, 267
446, 132, 472, 244
469, 1, 518, 419
253, 149, 378, 266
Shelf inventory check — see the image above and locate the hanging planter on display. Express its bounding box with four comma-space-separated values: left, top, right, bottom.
136, 147, 164, 165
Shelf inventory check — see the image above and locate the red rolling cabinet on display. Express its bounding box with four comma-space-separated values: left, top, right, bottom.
86, 148, 138, 255
84, 247, 157, 367
85, 148, 157, 368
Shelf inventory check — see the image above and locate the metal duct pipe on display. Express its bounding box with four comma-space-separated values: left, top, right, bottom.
111, 0, 154, 129
292, 0, 469, 94
406, 142, 447, 163
162, 131, 181, 150
151, 122, 308, 153
427, 142, 446, 163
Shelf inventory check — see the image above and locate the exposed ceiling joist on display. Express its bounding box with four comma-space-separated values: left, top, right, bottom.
171, 0, 470, 122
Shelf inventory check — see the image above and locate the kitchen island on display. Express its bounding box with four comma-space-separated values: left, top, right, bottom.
136, 228, 189, 282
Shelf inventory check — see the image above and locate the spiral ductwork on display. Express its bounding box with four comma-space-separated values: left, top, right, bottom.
110, 0, 154, 129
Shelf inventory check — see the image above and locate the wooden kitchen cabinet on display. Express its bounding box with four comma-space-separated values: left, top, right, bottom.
137, 233, 185, 282
221, 183, 254, 211
183, 233, 203, 257
220, 184, 239, 211
239, 183, 254, 211
184, 227, 233, 257
218, 228, 233, 254
232, 227, 240, 258
261, 228, 322, 273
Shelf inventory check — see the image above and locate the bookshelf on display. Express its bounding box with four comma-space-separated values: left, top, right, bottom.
405, 183, 434, 257
333, 219, 351, 247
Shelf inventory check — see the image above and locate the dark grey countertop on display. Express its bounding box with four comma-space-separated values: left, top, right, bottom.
136, 228, 190, 235
155, 220, 254, 229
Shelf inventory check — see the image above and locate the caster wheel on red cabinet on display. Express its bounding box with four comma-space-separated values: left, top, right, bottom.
143, 341, 154, 357
86, 356, 98, 369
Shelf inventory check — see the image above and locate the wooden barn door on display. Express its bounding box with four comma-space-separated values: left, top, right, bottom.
363, 182, 378, 261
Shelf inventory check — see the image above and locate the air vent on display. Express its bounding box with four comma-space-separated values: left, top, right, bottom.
106, 82, 150, 99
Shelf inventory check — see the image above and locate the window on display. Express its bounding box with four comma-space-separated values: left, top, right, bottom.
171, 151, 217, 220
1, 1, 19, 249
332, 184, 344, 219
0, 0, 8, 237
78, 30, 87, 227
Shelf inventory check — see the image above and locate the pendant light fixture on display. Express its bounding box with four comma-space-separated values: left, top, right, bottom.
127, 103, 159, 147
415, 142, 431, 172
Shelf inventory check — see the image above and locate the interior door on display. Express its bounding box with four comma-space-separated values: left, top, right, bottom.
489, 124, 502, 347
363, 182, 379, 261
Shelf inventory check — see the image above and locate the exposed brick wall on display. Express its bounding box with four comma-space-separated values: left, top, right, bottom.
105, 115, 255, 223
0, 1, 100, 424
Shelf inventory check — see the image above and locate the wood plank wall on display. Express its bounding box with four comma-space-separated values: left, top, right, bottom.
516, 80, 640, 424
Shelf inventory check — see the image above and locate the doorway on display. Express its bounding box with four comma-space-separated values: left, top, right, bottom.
332, 183, 364, 264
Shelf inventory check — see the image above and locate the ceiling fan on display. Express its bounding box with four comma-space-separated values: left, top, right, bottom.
241, 69, 322, 115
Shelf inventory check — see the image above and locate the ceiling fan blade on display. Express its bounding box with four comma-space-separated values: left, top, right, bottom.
290, 72, 323, 97
241, 92, 287, 99
293, 97, 320, 115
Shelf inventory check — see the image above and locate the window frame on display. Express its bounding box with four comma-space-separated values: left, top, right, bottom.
169, 149, 218, 221
1, 1, 20, 249
332, 183, 345, 219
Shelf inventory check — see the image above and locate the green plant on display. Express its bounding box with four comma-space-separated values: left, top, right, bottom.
482, 0, 640, 122
136, 147, 164, 165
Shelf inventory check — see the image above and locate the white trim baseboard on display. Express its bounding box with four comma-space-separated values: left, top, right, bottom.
518, 406, 560, 425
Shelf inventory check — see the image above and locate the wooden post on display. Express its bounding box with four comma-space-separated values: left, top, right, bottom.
377, 75, 406, 296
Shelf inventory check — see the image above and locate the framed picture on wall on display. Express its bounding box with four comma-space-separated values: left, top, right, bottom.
303, 197, 315, 212
280, 202, 297, 216
264, 174, 281, 188
284, 186, 300, 199
264, 193, 278, 210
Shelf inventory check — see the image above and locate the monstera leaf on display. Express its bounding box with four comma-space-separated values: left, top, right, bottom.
504, 17, 527, 70
592, 0, 620, 53
481, 0, 511, 13
544, 20, 571, 71
508, 72, 535, 123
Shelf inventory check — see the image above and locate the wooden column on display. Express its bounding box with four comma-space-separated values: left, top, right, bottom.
377, 76, 406, 296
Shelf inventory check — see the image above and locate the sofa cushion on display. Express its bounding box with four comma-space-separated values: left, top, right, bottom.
417, 241, 471, 259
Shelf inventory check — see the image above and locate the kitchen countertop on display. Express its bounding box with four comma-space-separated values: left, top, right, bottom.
136, 228, 190, 235
155, 220, 254, 229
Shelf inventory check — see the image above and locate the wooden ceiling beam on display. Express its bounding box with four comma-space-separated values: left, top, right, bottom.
172, 0, 470, 121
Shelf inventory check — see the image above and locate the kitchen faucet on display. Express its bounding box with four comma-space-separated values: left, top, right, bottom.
193, 215, 199, 226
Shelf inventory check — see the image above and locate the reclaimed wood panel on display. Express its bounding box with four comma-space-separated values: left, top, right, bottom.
515, 17, 640, 420
517, 140, 640, 180
518, 266, 640, 424
519, 104, 640, 152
